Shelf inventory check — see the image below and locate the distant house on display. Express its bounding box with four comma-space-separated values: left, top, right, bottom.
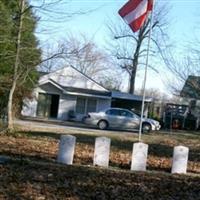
180, 75, 200, 129
180, 75, 200, 99
21, 66, 151, 121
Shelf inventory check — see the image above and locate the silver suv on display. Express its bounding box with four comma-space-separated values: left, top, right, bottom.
83, 108, 161, 132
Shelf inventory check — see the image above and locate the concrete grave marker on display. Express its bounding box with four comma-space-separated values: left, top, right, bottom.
57, 135, 76, 165
171, 146, 189, 174
131, 142, 148, 171
93, 137, 111, 167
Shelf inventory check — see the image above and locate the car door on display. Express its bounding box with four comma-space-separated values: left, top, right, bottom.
105, 109, 124, 128
130, 113, 140, 129
118, 110, 133, 128
120, 110, 140, 129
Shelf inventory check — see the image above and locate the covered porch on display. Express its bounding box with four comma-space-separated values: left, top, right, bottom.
111, 91, 152, 117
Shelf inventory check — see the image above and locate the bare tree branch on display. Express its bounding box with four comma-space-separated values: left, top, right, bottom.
106, 2, 170, 94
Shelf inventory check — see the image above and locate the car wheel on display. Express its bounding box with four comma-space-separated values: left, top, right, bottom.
98, 120, 108, 130
142, 122, 151, 133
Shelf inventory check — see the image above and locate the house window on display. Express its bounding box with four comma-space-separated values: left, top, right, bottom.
76, 97, 97, 114
76, 97, 86, 114
86, 99, 97, 113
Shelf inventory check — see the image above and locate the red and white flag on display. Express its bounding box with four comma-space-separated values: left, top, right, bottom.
118, 0, 153, 32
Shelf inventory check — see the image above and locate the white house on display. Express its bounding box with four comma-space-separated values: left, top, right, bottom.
22, 66, 111, 121
21, 66, 151, 121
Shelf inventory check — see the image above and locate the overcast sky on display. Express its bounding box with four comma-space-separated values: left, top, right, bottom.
31, 0, 200, 94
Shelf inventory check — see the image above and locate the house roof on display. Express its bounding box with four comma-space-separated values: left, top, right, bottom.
39, 79, 111, 99
49, 78, 111, 97
38, 66, 151, 102
38, 71, 48, 77
39, 65, 109, 92
180, 76, 200, 99
111, 91, 152, 102
69, 65, 108, 91
62, 86, 111, 97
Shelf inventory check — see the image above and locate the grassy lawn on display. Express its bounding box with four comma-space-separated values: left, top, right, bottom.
0, 128, 199, 199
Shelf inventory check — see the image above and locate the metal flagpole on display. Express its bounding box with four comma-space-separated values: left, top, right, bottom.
138, 1, 156, 142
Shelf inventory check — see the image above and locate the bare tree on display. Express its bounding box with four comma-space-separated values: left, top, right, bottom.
5, 0, 98, 131
98, 70, 123, 91
39, 34, 123, 90
135, 87, 170, 119
59, 35, 110, 78
161, 40, 200, 96
7, 0, 25, 130
107, 2, 169, 94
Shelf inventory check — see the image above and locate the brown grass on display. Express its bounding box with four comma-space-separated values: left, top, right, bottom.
0, 129, 199, 199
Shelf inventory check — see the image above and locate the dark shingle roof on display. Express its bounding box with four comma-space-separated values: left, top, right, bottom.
49, 78, 111, 97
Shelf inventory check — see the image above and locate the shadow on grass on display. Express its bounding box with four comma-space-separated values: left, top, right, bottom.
18, 131, 134, 151
148, 144, 173, 158
2, 160, 200, 200
18, 130, 61, 139
0, 151, 55, 163
161, 130, 200, 140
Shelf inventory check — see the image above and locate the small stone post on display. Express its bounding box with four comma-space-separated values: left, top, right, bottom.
57, 135, 76, 165
171, 146, 189, 174
93, 137, 111, 167
131, 142, 148, 171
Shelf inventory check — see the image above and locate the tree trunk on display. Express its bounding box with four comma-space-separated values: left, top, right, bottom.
7, 0, 25, 130
7, 80, 18, 130
129, 68, 137, 94
128, 29, 143, 95
128, 53, 139, 94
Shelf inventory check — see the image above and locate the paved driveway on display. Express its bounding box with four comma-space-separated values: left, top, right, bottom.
14, 119, 138, 136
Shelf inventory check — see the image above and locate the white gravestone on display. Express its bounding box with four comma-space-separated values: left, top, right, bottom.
131, 142, 148, 171
171, 146, 189, 174
93, 137, 111, 167
57, 135, 76, 165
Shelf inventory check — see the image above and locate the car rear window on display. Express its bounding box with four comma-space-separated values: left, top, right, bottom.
119, 110, 133, 117
106, 109, 120, 116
